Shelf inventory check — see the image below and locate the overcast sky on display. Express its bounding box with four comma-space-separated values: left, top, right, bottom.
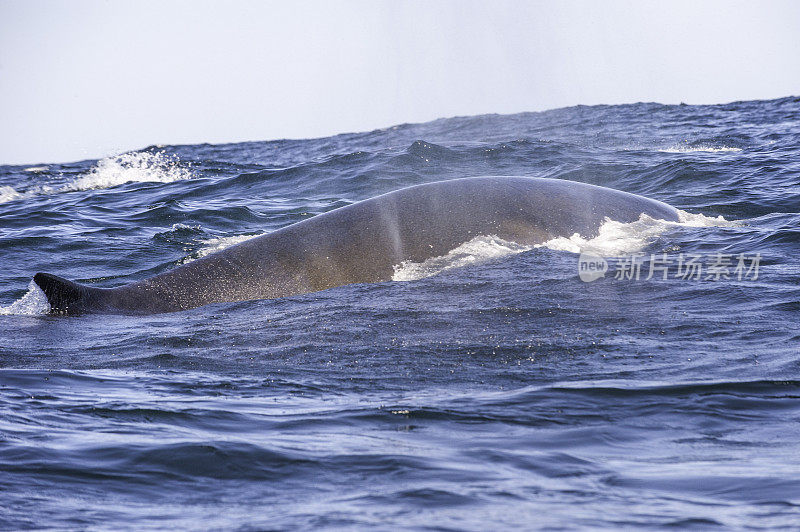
1, 0, 799, 165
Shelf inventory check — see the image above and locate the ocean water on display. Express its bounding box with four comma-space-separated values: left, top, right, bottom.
1, 97, 800, 529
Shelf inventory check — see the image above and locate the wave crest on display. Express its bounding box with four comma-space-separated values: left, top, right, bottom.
0, 185, 22, 205
67, 151, 192, 191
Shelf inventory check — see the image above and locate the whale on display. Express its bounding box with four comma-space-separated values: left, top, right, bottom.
32, 176, 680, 315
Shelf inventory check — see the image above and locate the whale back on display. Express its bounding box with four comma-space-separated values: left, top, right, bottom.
33, 177, 680, 314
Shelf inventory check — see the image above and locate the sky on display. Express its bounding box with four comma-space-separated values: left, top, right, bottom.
1, 0, 799, 165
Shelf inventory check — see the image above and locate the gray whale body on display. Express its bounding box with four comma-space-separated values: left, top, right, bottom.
33, 176, 680, 315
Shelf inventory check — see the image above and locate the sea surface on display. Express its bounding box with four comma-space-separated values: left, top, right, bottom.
1, 97, 800, 530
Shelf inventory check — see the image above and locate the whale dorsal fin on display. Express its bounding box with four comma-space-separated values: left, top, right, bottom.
33, 273, 93, 314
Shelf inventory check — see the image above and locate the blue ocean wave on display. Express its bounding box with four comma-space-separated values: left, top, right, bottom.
1, 96, 800, 529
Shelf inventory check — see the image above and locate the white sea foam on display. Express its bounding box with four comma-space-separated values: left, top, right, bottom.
180, 233, 264, 264
0, 281, 50, 316
534, 210, 736, 256
675, 209, 737, 227
66, 151, 192, 191
1, 152, 191, 205
392, 235, 531, 281
196, 234, 263, 258
392, 210, 736, 281
167, 222, 203, 233
0, 185, 22, 204
659, 145, 742, 153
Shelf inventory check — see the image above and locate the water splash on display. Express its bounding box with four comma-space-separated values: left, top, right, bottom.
66, 151, 192, 191
1, 151, 192, 205
0, 185, 22, 205
675, 209, 738, 227
392, 235, 531, 281
392, 211, 736, 280
181, 233, 264, 264
0, 281, 50, 316
535, 210, 736, 256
